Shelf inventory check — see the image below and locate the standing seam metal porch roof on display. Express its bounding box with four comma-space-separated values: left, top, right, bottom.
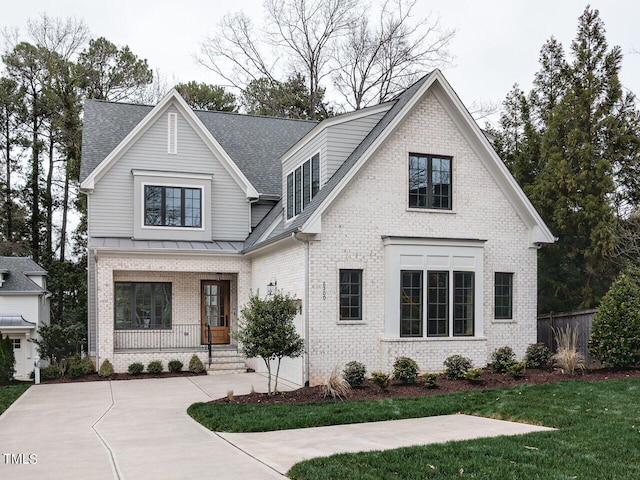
80, 100, 317, 197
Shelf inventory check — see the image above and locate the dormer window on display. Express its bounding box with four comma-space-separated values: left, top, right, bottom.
144, 185, 201, 227
287, 153, 320, 219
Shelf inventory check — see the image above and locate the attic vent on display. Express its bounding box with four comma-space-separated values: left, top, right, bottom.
167, 112, 177, 154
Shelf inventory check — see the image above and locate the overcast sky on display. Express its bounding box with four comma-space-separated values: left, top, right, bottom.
3, 1, 640, 117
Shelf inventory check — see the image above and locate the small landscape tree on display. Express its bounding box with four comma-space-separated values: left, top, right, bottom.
0, 336, 16, 382
236, 292, 304, 395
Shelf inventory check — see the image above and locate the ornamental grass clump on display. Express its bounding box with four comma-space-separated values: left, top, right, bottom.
552, 325, 585, 375
443, 355, 472, 380
392, 356, 419, 384
322, 365, 351, 400
343, 361, 366, 387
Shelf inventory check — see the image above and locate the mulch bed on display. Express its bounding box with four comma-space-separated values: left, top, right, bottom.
213, 368, 640, 405
40, 370, 207, 384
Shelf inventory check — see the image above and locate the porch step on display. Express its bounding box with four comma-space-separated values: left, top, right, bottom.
205, 353, 247, 375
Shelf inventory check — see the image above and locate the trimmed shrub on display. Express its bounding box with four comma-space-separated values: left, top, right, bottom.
443, 355, 472, 380
392, 357, 419, 384
370, 371, 390, 391
168, 360, 183, 373
343, 361, 366, 387
128, 362, 144, 375
188, 354, 205, 374
464, 368, 483, 382
589, 270, 640, 368
98, 359, 114, 378
507, 361, 526, 378
66, 355, 86, 378
40, 364, 61, 381
489, 346, 516, 373
525, 343, 552, 369
147, 361, 163, 374
422, 373, 438, 389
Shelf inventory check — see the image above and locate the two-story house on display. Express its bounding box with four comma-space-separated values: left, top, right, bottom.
80, 70, 554, 386
0, 257, 50, 378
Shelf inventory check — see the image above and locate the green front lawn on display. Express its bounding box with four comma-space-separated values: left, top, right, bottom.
0, 382, 31, 415
190, 378, 640, 479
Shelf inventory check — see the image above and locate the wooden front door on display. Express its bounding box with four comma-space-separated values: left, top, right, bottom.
201, 280, 230, 345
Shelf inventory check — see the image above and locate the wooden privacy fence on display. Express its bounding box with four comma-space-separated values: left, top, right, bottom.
537, 309, 600, 368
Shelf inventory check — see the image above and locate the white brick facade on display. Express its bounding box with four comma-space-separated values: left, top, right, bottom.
304, 91, 538, 384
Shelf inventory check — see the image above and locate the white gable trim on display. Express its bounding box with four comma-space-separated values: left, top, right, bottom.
300, 70, 555, 246
80, 90, 259, 199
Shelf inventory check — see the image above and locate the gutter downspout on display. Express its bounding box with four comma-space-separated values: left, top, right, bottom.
93, 249, 99, 370
292, 232, 310, 386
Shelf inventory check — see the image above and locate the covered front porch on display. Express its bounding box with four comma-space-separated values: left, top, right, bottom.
93, 251, 251, 373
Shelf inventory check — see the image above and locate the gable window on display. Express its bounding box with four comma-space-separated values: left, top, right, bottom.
339, 269, 362, 320
287, 153, 320, 219
494, 272, 513, 319
408, 153, 452, 209
115, 282, 172, 330
144, 185, 201, 228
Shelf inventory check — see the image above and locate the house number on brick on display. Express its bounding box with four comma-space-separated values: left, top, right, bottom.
322, 282, 326, 300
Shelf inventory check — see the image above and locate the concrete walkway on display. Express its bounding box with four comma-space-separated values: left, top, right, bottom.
0, 375, 554, 479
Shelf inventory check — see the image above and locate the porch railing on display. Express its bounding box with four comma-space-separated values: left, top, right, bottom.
114, 323, 206, 351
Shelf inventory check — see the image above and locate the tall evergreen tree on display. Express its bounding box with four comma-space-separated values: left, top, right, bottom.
494, 6, 640, 313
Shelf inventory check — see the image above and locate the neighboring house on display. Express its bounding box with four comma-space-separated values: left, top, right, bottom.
80, 70, 554, 386
0, 257, 50, 378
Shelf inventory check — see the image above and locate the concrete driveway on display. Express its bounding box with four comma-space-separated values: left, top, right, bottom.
0, 375, 554, 479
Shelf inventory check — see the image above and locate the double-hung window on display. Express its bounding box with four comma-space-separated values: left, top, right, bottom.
287, 153, 320, 219
144, 185, 201, 228
114, 282, 172, 329
408, 154, 452, 209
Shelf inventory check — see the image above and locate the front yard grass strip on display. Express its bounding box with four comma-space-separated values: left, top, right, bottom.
287, 378, 640, 479
0, 382, 31, 415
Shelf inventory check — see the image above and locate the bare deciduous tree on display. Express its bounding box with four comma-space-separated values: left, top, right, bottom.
334, 0, 455, 109
198, 0, 454, 116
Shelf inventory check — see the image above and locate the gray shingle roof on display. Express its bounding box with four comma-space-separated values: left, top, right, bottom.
0, 257, 47, 293
245, 71, 435, 250
80, 100, 317, 197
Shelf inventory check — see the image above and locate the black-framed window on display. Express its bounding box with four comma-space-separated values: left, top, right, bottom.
408, 153, 452, 209
287, 153, 321, 219
495, 272, 513, 319
144, 186, 201, 227
11, 338, 20, 349
339, 269, 362, 320
453, 272, 474, 336
400, 270, 423, 337
427, 271, 449, 336
114, 282, 172, 330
